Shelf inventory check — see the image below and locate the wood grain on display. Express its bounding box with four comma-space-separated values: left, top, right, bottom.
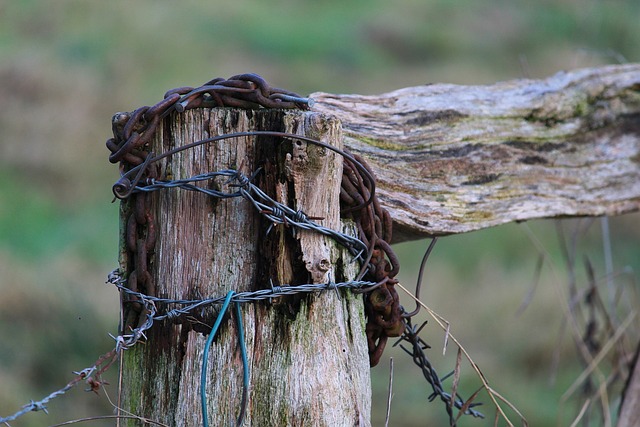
311, 64, 640, 241
117, 109, 371, 426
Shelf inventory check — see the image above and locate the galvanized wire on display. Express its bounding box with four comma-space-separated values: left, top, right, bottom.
201, 291, 244, 427
133, 168, 368, 260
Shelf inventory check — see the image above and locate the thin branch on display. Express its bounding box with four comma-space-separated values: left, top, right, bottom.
568, 399, 591, 427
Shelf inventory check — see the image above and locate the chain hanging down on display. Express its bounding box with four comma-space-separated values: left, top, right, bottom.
341, 153, 403, 367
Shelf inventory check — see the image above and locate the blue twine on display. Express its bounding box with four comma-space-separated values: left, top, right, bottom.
235, 301, 249, 425
201, 291, 249, 427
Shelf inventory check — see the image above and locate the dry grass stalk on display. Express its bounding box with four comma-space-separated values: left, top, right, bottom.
396, 282, 529, 426
562, 311, 637, 401
385, 358, 394, 427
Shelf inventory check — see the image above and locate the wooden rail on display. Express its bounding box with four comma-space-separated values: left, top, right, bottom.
311, 64, 640, 241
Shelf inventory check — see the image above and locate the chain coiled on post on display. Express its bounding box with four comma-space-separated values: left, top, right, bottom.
106, 74, 313, 331
0, 74, 486, 426
106, 72, 403, 366
106, 72, 406, 368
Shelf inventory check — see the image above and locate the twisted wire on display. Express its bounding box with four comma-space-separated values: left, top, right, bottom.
0, 272, 374, 426
3, 71, 485, 424
138, 171, 243, 199
132, 168, 369, 260
121, 145, 483, 424
114, 277, 377, 321
394, 320, 485, 423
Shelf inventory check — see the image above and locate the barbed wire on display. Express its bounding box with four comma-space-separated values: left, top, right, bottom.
107, 74, 317, 335
109, 269, 378, 321
112, 130, 376, 210
123, 158, 486, 421
394, 319, 485, 423
133, 168, 369, 261
104, 73, 486, 424
1, 163, 484, 426
1, 164, 484, 427
0, 272, 378, 426
0, 259, 487, 426
0, 348, 119, 426
119, 160, 487, 424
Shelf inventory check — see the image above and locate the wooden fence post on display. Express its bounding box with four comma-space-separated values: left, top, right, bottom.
116, 109, 371, 426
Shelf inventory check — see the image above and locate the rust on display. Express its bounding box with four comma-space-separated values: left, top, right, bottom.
98, 75, 484, 421
340, 152, 404, 366
106, 73, 402, 365
145, 93, 181, 118
108, 74, 313, 332
109, 132, 142, 164
122, 107, 149, 141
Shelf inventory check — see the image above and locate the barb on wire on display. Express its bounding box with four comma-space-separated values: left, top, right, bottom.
131, 168, 369, 261
100, 73, 489, 426
112, 273, 377, 321
0, 271, 374, 426
0, 272, 158, 426
113, 130, 377, 212
105, 74, 316, 334
0, 350, 119, 425
394, 318, 485, 424
137, 170, 244, 199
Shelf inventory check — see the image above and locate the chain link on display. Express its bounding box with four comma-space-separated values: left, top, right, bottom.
341, 154, 404, 367
107, 71, 402, 363
2, 74, 486, 426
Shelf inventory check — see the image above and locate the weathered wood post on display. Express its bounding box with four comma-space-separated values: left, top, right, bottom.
116, 108, 371, 426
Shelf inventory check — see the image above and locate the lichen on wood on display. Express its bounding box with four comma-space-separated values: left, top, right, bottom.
311, 64, 640, 241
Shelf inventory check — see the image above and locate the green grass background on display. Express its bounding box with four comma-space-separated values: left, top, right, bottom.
0, 1, 639, 425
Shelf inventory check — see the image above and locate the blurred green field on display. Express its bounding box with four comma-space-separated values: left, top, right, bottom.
1, 1, 639, 426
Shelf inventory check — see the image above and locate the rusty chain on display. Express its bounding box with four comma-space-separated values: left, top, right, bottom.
1, 74, 486, 426
340, 154, 404, 367
106, 72, 427, 367
341, 158, 484, 424
106, 74, 313, 331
